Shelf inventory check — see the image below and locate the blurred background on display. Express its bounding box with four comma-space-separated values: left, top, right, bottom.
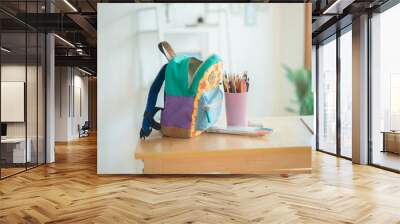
131, 3, 307, 118
97, 3, 310, 173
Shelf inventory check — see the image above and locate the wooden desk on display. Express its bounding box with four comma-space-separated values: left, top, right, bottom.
135, 117, 312, 174
1, 138, 32, 164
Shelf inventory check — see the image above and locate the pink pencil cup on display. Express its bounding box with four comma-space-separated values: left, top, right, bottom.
225, 92, 248, 127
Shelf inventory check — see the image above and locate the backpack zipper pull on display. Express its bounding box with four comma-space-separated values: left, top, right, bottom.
205, 110, 211, 123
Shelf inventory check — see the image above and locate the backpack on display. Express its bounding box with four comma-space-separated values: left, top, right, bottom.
140, 41, 224, 139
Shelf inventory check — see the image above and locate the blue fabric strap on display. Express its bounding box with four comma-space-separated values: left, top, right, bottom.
140, 64, 167, 139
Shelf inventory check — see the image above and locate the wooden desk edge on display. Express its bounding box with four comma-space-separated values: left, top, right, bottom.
134, 146, 312, 160
139, 168, 312, 175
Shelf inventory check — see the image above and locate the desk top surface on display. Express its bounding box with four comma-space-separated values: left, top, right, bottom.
135, 116, 312, 159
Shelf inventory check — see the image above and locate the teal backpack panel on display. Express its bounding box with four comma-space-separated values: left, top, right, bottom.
165, 54, 221, 97
165, 55, 191, 96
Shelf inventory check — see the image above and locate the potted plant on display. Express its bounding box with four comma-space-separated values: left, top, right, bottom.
284, 65, 314, 115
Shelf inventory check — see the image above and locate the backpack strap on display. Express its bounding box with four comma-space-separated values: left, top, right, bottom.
140, 64, 167, 139
158, 41, 176, 61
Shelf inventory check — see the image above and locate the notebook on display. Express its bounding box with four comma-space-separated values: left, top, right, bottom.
207, 125, 273, 136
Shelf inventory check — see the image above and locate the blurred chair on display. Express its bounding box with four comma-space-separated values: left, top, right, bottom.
79, 121, 90, 138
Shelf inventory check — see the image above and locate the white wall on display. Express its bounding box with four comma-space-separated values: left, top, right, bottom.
71, 73, 89, 138
134, 4, 305, 117
1, 65, 42, 137
55, 67, 69, 141
1, 64, 46, 163
98, 3, 306, 174
98, 4, 145, 174
1, 66, 31, 141
55, 67, 89, 141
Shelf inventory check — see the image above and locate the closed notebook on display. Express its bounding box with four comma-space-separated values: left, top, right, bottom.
207, 126, 273, 136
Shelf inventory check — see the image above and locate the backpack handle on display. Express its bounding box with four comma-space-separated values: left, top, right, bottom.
158, 41, 176, 61
140, 64, 167, 139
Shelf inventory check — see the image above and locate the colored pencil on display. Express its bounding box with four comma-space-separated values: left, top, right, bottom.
222, 72, 250, 93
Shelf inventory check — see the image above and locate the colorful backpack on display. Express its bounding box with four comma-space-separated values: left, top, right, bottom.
140, 41, 223, 139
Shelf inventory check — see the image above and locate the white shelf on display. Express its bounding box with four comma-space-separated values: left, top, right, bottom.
137, 25, 217, 35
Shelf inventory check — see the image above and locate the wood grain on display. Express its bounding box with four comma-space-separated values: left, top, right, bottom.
137, 117, 311, 156
1, 135, 400, 223
136, 117, 312, 174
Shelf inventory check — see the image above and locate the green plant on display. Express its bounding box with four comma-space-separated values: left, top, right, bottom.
284, 65, 314, 115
